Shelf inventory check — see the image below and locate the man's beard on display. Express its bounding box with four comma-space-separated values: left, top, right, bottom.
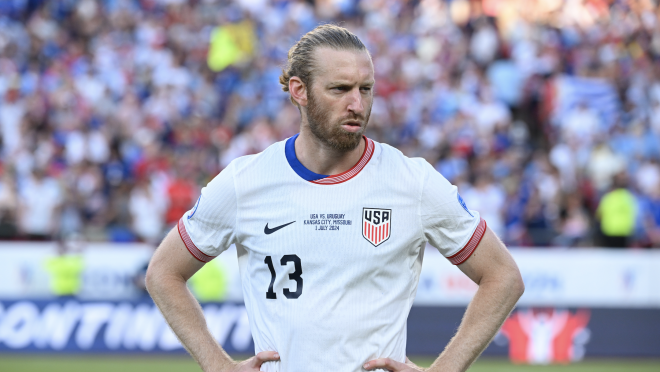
306, 91, 370, 152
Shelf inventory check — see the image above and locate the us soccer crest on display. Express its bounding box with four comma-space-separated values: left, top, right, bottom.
362, 208, 391, 247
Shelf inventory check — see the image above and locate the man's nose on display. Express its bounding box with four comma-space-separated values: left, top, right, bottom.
347, 88, 365, 115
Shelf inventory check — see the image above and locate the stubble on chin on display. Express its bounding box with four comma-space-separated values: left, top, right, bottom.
306, 92, 368, 152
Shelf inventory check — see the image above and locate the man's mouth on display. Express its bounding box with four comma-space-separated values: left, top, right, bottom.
341, 120, 363, 132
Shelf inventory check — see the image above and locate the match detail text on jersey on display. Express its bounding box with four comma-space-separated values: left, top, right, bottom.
304, 213, 353, 231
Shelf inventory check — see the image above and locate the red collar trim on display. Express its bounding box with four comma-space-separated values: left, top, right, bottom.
311, 137, 374, 185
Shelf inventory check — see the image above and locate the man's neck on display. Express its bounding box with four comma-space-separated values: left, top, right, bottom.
294, 126, 365, 176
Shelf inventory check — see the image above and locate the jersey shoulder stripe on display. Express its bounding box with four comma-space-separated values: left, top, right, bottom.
447, 218, 487, 265
178, 218, 216, 262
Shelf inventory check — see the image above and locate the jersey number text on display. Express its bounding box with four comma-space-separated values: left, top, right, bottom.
264, 255, 303, 299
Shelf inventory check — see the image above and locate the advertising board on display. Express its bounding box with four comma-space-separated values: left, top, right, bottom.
0, 299, 252, 354
415, 248, 660, 307
2, 243, 659, 307
1, 299, 658, 358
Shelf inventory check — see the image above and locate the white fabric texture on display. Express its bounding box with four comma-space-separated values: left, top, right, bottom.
180, 138, 483, 372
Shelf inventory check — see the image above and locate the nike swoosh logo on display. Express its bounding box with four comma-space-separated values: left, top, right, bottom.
264, 221, 296, 235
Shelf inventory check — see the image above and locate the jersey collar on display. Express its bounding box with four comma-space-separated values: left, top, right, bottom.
285, 133, 375, 185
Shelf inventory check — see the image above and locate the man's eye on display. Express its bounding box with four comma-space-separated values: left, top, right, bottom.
361, 87, 372, 92
333, 87, 347, 91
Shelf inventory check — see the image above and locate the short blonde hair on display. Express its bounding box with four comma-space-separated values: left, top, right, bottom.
279, 24, 368, 105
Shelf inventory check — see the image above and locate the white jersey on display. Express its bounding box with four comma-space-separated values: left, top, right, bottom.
179, 134, 486, 372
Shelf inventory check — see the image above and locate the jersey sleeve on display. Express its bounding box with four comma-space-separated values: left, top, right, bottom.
178, 163, 237, 262
420, 162, 487, 265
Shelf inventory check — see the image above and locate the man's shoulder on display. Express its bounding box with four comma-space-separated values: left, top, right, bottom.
372, 139, 432, 175
227, 139, 288, 175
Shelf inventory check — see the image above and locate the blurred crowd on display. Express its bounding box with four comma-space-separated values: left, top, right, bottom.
0, 0, 659, 248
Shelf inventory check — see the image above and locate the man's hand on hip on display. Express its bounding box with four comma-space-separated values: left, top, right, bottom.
223, 351, 280, 372
363, 357, 425, 372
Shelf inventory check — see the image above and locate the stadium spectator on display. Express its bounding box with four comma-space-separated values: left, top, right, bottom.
559, 101, 600, 147
642, 186, 660, 248
17, 168, 62, 240
523, 188, 556, 247
45, 238, 84, 298
462, 174, 506, 237
0, 171, 18, 239
555, 194, 591, 247
0, 0, 657, 249
596, 173, 637, 248
587, 143, 627, 194
635, 159, 660, 197
129, 177, 167, 244
188, 261, 230, 303
165, 168, 197, 225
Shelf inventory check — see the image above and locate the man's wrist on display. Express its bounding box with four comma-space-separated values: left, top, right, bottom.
201, 354, 236, 372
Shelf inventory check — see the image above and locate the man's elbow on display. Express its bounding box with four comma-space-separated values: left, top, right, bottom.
508, 267, 525, 300
144, 256, 189, 298
144, 262, 160, 297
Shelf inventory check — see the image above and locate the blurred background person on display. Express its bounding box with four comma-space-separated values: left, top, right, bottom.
596, 172, 637, 248
45, 237, 84, 298
0, 171, 19, 239
17, 168, 62, 240
0, 0, 656, 249
188, 261, 230, 303
0, 0, 658, 368
129, 176, 167, 244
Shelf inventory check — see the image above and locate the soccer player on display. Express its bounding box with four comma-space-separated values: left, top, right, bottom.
146, 25, 524, 372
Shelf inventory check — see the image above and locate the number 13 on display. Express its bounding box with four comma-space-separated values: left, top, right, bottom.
264, 254, 303, 299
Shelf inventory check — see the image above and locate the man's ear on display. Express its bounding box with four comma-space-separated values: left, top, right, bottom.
289, 76, 308, 107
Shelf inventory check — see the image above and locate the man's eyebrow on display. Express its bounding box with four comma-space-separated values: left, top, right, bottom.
327, 80, 375, 87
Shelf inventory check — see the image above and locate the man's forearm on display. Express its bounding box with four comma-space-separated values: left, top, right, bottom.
428, 274, 523, 372
147, 273, 234, 372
